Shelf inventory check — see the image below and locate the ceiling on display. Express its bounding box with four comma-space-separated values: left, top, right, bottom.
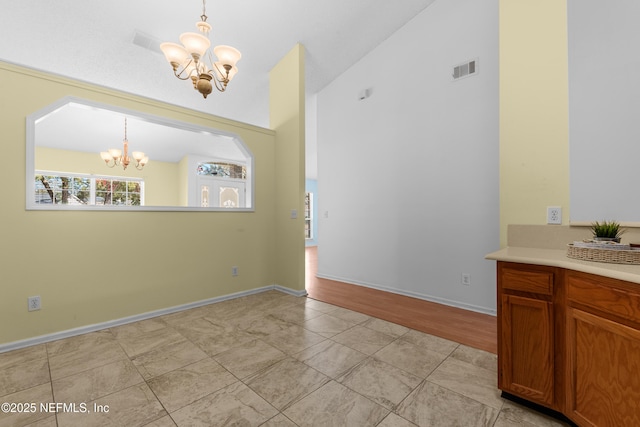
0, 0, 436, 128
36, 102, 245, 163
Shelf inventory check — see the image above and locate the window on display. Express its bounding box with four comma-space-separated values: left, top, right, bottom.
196, 162, 246, 179
95, 178, 143, 206
305, 192, 313, 239
35, 172, 144, 206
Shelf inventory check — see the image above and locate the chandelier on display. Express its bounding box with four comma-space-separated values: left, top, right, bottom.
160, 0, 241, 99
100, 118, 148, 170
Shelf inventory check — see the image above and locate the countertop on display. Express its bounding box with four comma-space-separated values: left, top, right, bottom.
485, 246, 640, 285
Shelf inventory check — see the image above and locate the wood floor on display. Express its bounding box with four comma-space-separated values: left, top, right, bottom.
305, 246, 497, 354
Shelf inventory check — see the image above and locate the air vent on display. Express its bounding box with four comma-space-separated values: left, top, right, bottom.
132, 30, 163, 55
452, 59, 478, 80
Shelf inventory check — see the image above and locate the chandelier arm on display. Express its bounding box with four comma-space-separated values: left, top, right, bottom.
200, 51, 225, 92
207, 56, 229, 93
210, 75, 227, 92
209, 60, 226, 83
173, 59, 197, 80
204, 51, 220, 81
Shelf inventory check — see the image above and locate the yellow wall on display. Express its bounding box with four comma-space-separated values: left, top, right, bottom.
35, 147, 180, 206
270, 44, 306, 291
499, 0, 570, 247
0, 61, 281, 345
178, 156, 189, 206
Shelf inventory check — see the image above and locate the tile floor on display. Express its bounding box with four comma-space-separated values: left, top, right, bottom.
0, 290, 570, 427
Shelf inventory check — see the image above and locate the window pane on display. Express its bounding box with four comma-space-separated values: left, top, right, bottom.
34, 175, 58, 204
72, 177, 91, 204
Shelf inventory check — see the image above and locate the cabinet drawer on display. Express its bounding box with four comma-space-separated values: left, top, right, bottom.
500, 266, 554, 295
567, 272, 640, 324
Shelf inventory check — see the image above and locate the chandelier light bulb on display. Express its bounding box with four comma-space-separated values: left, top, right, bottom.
160, 42, 189, 68
179, 32, 211, 60
213, 45, 241, 68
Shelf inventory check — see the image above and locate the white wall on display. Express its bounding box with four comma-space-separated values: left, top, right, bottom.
305, 92, 318, 180
568, 0, 640, 223
316, 0, 499, 314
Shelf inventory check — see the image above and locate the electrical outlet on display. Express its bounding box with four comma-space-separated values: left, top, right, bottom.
232, 266, 238, 276
28, 296, 41, 311
461, 274, 471, 286
547, 206, 562, 225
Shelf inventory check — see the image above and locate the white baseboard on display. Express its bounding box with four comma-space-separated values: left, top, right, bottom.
0, 285, 305, 354
273, 285, 308, 297
315, 273, 497, 316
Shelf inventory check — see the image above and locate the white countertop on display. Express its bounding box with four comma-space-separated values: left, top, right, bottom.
485, 246, 640, 285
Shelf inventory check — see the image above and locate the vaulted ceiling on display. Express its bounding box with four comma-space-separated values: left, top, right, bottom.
0, 0, 436, 128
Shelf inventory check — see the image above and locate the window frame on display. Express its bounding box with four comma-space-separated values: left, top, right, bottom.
305, 192, 313, 240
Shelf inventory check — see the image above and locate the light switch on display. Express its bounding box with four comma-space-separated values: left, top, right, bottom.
291, 209, 297, 219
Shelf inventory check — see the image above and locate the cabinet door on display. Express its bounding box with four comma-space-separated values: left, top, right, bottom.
500, 294, 554, 407
567, 308, 640, 427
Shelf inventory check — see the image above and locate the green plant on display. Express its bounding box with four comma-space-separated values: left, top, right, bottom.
590, 220, 625, 239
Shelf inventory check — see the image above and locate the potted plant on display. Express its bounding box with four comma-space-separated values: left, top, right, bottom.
590, 220, 625, 243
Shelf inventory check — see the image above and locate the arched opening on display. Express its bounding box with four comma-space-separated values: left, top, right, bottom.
27, 97, 254, 211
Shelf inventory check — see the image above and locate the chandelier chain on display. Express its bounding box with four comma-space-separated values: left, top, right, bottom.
201, 0, 207, 22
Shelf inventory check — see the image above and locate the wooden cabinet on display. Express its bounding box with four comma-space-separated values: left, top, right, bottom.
498, 263, 560, 409
565, 271, 640, 427
498, 263, 640, 426
500, 294, 554, 405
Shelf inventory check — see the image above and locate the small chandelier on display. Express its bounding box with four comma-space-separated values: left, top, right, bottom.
160, 0, 241, 99
100, 118, 148, 170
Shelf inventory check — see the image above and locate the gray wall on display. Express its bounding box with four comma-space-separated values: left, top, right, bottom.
569, 0, 640, 223
316, 0, 499, 314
